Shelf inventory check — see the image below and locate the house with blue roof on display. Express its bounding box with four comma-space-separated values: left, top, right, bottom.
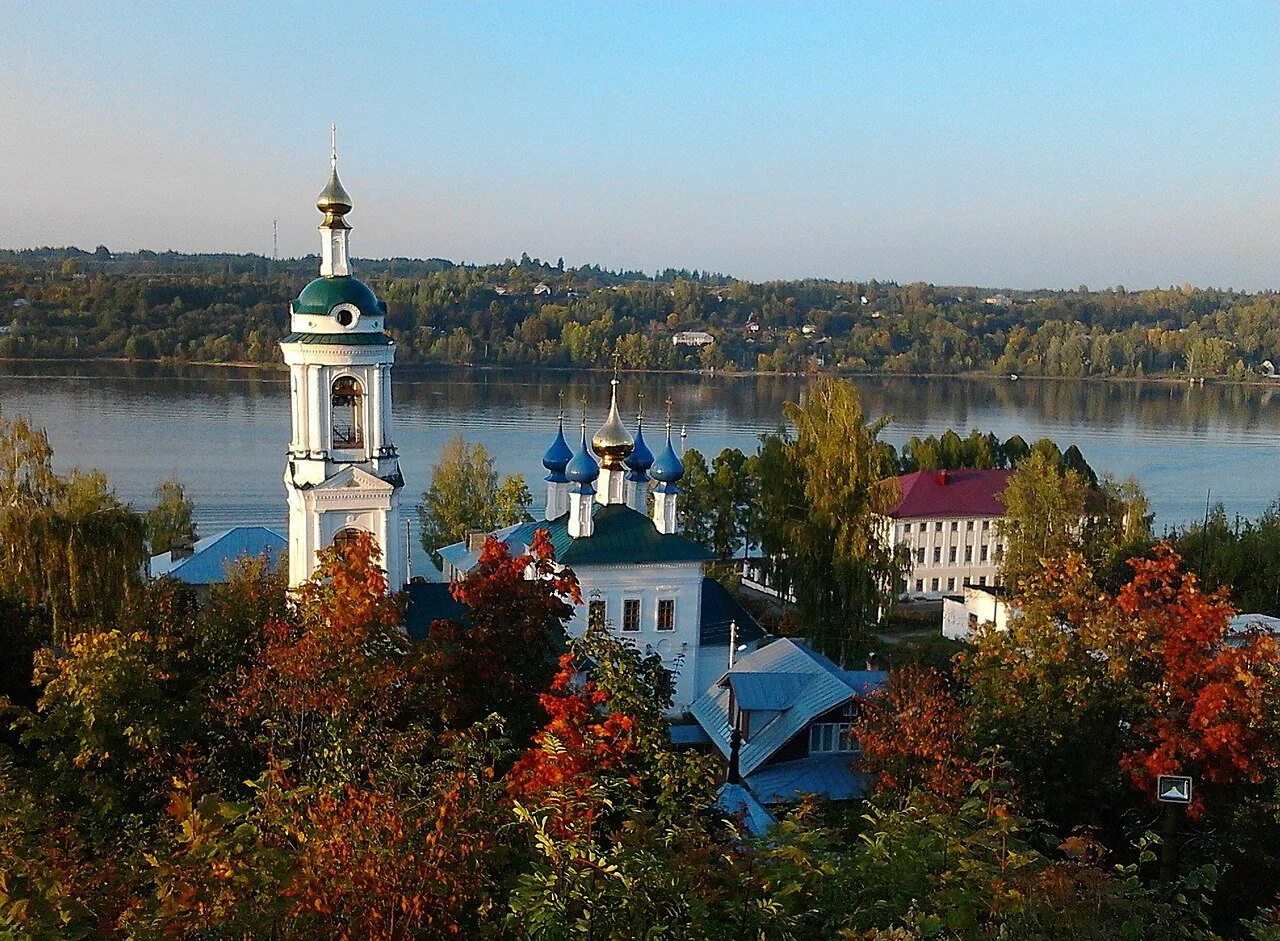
690, 637, 887, 812
433, 379, 763, 714
149, 526, 286, 589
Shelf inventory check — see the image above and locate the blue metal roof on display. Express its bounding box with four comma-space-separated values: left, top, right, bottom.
149, 526, 286, 585
727, 672, 814, 711
669, 723, 712, 746
717, 783, 777, 835
689, 637, 887, 779
746, 756, 872, 805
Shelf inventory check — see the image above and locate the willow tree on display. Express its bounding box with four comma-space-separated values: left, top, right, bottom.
0, 410, 146, 646
755, 378, 905, 662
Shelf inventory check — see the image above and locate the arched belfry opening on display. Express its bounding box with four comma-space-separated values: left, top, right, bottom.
331, 375, 364, 451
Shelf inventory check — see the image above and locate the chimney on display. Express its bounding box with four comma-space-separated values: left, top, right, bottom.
865, 650, 879, 671
935, 469, 950, 486
170, 536, 195, 561
466, 530, 487, 552
727, 728, 743, 784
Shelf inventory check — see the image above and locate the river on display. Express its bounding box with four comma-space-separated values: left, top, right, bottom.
2, 362, 1277, 549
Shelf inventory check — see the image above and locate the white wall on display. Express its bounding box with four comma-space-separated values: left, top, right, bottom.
941, 586, 1014, 640
891, 515, 1006, 600
568, 562, 705, 715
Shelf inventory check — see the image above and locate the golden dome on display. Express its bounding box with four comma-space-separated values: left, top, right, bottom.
317, 164, 352, 227
591, 380, 634, 468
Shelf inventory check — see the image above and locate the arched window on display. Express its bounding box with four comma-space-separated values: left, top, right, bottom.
333, 527, 372, 557
331, 376, 364, 450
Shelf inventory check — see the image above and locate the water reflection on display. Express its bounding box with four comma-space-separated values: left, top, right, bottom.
0, 363, 1276, 533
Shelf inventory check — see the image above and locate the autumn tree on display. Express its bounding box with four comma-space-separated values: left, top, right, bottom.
417, 434, 533, 564
1115, 545, 1280, 817
221, 533, 414, 785
0, 410, 147, 644
146, 475, 198, 554
506, 625, 721, 936
855, 665, 980, 804
415, 529, 579, 741
961, 554, 1139, 829
997, 449, 1092, 589
755, 378, 906, 660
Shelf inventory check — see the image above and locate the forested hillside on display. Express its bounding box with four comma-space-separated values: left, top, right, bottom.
2, 246, 1277, 378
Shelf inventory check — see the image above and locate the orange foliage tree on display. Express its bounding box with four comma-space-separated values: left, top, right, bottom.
220, 533, 413, 784
855, 664, 979, 803
1116, 544, 1280, 816
416, 529, 579, 739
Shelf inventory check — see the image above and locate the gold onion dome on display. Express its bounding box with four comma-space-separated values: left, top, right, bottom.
591, 379, 634, 467
316, 164, 352, 227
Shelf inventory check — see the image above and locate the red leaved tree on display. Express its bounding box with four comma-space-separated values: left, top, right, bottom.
855, 664, 980, 803
1116, 544, 1280, 817
506, 651, 639, 840
416, 529, 579, 740
220, 533, 413, 783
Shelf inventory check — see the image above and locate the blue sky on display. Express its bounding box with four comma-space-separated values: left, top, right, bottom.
3, 2, 1276, 288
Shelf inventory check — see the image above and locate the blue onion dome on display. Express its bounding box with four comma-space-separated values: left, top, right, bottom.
625, 418, 655, 478
566, 422, 600, 484
542, 417, 574, 480
650, 429, 685, 484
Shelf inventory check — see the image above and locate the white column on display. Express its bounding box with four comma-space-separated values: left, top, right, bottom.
653, 488, 678, 534
380, 364, 394, 452
307, 365, 324, 456
545, 480, 568, 520
569, 488, 595, 538
290, 366, 304, 453
368, 365, 383, 455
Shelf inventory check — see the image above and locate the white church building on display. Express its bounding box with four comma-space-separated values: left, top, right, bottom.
433, 383, 762, 715
149, 145, 762, 715
280, 145, 406, 588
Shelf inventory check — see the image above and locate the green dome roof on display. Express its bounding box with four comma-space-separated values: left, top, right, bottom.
293, 276, 386, 318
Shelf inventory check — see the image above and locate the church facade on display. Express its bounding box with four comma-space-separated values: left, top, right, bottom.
280, 147, 406, 588
437, 382, 762, 714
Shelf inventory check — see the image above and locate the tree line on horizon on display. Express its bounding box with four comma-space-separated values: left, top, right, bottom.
2, 248, 1278, 380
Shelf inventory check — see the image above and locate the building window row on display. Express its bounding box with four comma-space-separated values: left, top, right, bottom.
915, 545, 996, 566
915, 575, 998, 594
592, 597, 676, 633
809, 722, 855, 754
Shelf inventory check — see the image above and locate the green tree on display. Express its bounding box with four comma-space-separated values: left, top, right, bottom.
997, 450, 1091, 590
755, 379, 906, 661
146, 476, 198, 554
417, 435, 531, 565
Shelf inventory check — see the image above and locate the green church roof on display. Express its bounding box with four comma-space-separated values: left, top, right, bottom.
292, 276, 387, 318
280, 332, 394, 346
442, 503, 714, 570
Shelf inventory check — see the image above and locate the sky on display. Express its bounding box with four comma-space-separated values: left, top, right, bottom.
3, 1, 1277, 289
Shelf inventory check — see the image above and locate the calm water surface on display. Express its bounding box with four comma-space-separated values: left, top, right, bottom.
2, 362, 1278, 543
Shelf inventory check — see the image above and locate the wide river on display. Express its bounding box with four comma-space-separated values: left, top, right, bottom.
2, 362, 1277, 568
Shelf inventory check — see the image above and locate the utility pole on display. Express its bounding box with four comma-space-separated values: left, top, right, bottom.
404, 518, 413, 588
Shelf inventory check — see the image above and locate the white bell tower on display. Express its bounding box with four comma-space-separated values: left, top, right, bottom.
280, 132, 405, 590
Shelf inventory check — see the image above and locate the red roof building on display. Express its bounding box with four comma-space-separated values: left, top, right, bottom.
887, 468, 1014, 520
883, 469, 1015, 601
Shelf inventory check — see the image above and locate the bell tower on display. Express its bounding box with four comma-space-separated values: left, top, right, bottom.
280, 132, 405, 589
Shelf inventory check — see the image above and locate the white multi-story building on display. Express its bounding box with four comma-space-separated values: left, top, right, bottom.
280, 145, 406, 590
434, 384, 761, 714
886, 469, 1013, 600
